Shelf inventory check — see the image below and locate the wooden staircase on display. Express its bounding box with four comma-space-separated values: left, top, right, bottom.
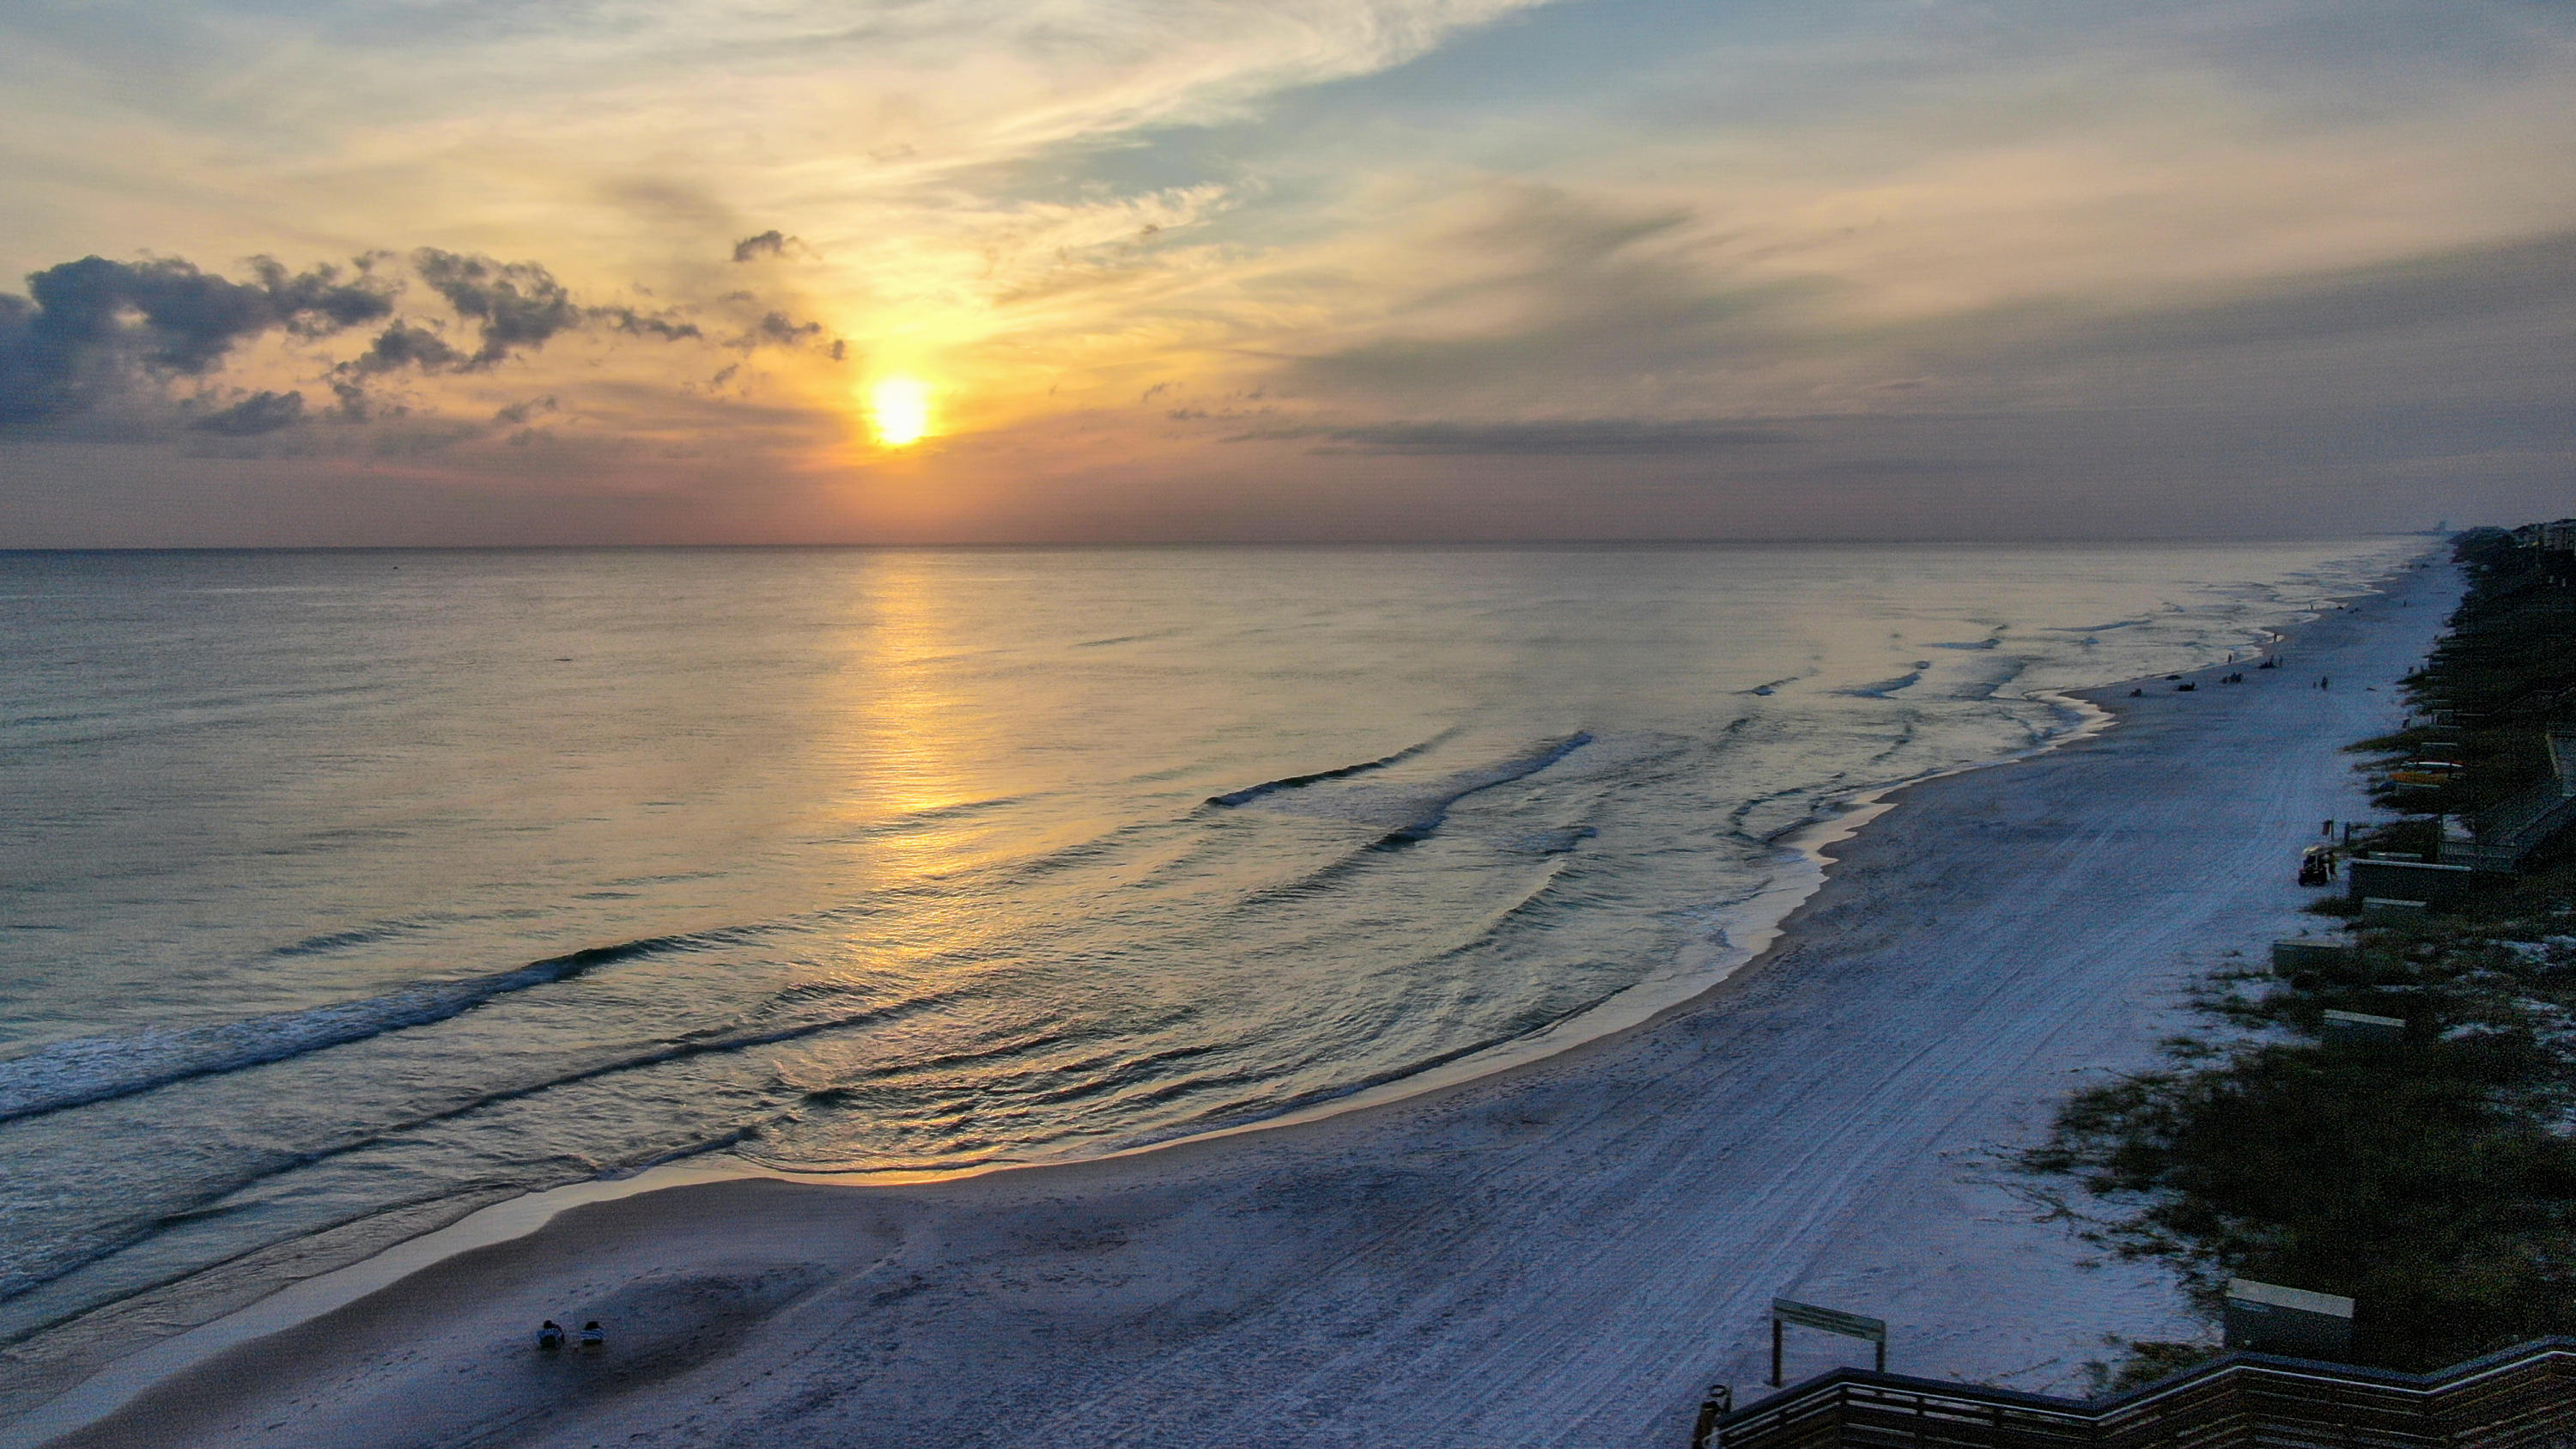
2443, 728, 2576, 875
1713, 1337, 2576, 1448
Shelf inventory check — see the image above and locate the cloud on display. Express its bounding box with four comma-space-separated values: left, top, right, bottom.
251, 257, 400, 334
0, 255, 392, 430
326, 379, 375, 420
189, 389, 306, 435
492, 395, 558, 425
345, 320, 468, 375
367, 253, 708, 374
2030, 230, 2576, 358
7, 0, 2572, 539
411, 249, 580, 367
1263, 183, 1831, 417
747, 311, 823, 347
597, 307, 703, 341
0, 245, 775, 447
1229, 418, 1792, 454
1808, 227, 2576, 423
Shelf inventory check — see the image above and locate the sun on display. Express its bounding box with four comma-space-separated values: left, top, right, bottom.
868, 375, 933, 447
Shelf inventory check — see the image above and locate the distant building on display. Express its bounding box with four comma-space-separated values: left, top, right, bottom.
2510, 518, 2576, 551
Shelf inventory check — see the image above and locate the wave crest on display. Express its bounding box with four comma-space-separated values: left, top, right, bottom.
0, 933, 730, 1124
1206, 733, 1450, 807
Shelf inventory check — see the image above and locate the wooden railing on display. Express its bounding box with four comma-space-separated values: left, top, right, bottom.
1715, 1337, 2576, 1448
2448, 724, 2576, 874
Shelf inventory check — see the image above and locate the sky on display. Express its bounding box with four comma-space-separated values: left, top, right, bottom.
0, 0, 2570, 545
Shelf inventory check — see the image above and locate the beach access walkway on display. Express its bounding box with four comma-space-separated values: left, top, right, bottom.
17, 557, 2459, 1449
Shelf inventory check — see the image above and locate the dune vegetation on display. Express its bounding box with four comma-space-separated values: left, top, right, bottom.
2021, 525, 2576, 1386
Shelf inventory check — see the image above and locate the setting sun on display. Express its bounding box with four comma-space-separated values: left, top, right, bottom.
869, 376, 933, 447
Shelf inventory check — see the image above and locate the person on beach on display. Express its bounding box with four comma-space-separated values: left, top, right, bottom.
2299, 845, 2336, 886
537, 1321, 566, 1351
580, 1321, 605, 1349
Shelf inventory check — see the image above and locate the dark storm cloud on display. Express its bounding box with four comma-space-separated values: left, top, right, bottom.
411, 249, 580, 367
1237, 418, 1794, 455
0, 255, 392, 430
731, 230, 793, 262
190, 389, 307, 435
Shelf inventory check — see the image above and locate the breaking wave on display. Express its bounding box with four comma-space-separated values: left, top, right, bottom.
1372, 733, 1593, 846
0, 931, 747, 1124
1206, 732, 1453, 807
1839, 672, 1923, 698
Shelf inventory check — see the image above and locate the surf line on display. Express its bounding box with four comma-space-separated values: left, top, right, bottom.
1204, 729, 1457, 807
0, 934, 724, 1126
0, 709, 2070, 1449
1371, 732, 1593, 847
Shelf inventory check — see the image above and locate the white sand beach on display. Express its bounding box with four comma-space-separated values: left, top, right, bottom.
9, 556, 2459, 1449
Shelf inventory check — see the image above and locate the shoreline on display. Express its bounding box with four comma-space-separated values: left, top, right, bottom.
3, 552, 2445, 1448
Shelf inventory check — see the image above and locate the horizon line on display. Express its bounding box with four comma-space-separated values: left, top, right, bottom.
0, 531, 2454, 554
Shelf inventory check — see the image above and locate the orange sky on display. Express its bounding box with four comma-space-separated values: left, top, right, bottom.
2, 0, 2572, 542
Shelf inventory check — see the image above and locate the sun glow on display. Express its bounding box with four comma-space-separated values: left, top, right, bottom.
868, 376, 934, 447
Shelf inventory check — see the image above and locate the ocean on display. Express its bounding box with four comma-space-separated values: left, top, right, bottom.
0, 540, 2417, 1356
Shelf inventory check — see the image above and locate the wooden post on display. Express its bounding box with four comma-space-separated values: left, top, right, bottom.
1689, 1385, 1733, 1449
1770, 1298, 1888, 1385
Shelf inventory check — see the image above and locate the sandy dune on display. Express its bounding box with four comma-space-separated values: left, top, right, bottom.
18, 557, 2456, 1449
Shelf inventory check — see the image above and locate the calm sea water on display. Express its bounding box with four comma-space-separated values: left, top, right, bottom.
0, 542, 2416, 1349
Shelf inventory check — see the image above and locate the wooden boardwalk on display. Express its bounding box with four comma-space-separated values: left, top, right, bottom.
1717, 1338, 2576, 1448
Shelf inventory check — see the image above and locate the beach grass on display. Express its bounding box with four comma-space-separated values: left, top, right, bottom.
2020, 527, 2576, 1380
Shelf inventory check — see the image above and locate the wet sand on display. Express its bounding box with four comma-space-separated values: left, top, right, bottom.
9, 557, 2456, 1449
